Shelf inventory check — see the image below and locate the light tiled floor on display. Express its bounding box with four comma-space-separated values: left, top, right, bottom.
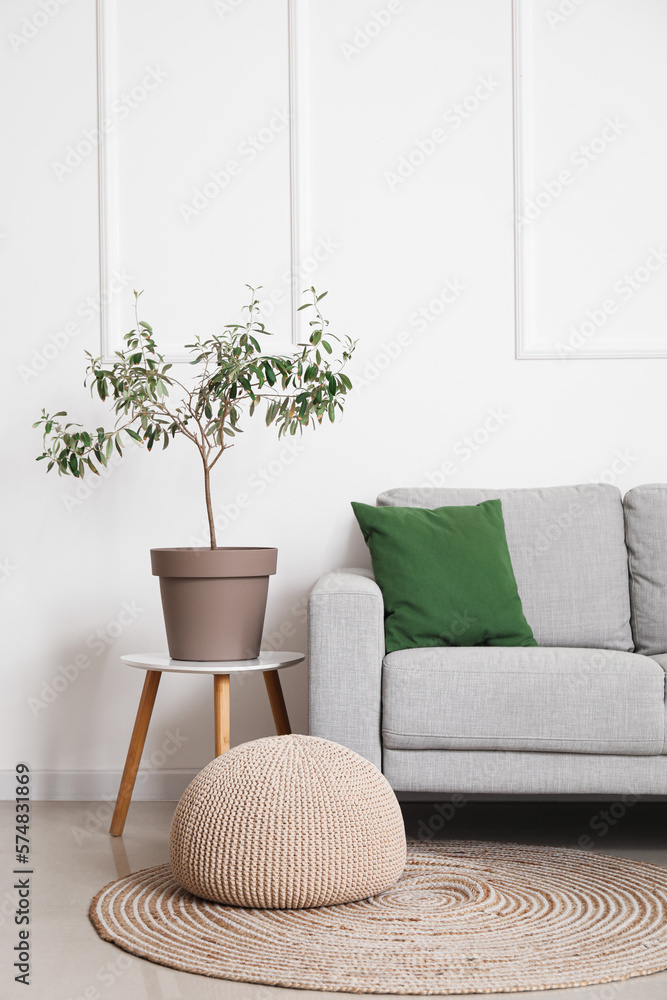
2, 799, 667, 999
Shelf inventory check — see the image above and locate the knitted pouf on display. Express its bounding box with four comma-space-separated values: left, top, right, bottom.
169, 734, 406, 908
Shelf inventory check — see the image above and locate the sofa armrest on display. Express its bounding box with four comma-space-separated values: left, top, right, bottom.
308, 568, 385, 769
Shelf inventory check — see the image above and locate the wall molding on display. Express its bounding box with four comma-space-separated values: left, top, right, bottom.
287, 0, 310, 346
95, 0, 122, 363
512, 0, 667, 360
511, 0, 525, 360
95, 0, 306, 361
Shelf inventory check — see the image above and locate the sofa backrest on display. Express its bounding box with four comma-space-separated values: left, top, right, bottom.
624, 484, 667, 655
377, 484, 633, 651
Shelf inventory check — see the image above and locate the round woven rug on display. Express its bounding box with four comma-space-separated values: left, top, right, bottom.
90, 840, 667, 995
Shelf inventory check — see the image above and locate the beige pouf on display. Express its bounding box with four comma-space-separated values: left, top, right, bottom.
169, 734, 406, 908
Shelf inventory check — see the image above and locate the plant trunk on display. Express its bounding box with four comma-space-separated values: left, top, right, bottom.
203, 461, 217, 549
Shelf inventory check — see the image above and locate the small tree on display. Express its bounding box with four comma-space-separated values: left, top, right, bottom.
34, 286, 355, 548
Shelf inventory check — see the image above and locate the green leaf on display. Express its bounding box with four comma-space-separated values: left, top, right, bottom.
34, 288, 356, 492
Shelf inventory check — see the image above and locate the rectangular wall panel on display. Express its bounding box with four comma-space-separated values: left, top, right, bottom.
97, 0, 292, 358
300, 0, 509, 380
514, 0, 667, 358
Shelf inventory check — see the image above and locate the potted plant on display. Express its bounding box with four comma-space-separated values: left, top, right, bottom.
34, 286, 355, 660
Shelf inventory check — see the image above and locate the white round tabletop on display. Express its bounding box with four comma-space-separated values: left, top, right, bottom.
120, 651, 304, 675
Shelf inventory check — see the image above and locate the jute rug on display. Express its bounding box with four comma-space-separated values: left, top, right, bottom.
90, 840, 667, 994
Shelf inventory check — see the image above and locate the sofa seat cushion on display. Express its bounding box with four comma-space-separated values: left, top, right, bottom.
382, 647, 665, 755
378, 485, 632, 651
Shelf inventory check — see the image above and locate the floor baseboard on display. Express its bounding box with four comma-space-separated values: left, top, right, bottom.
3, 771, 666, 803
0, 769, 198, 801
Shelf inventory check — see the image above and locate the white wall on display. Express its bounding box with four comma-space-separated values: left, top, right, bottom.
2, 0, 666, 799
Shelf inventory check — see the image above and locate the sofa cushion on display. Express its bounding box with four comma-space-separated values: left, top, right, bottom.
650, 654, 667, 753
378, 485, 632, 651
624, 485, 667, 655
351, 499, 537, 651
382, 647, 665, 755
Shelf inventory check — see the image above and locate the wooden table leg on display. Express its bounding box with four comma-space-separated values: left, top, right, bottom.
263, 670, 292, 736
110, 670, 161, 837
214, 674, 231, 756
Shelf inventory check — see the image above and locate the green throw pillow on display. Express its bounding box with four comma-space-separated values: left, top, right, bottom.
351, 499, 537, 652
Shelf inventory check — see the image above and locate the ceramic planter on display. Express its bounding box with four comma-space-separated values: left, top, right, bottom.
150, 547, 278, 661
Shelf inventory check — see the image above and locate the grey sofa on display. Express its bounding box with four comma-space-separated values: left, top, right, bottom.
308, 484, 667, 796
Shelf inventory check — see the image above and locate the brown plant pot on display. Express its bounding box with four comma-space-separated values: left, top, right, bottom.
150, 547, 278, 661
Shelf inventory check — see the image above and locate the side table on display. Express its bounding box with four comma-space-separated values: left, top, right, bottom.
110, 651, 304, 837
